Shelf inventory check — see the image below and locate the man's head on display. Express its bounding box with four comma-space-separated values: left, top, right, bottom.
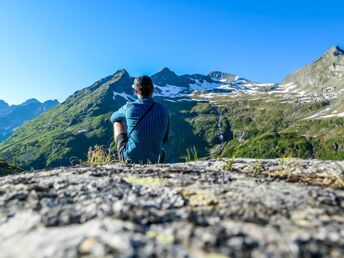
133, 75, 154, 98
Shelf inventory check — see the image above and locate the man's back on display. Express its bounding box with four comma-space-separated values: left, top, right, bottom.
111, 98, 169, 164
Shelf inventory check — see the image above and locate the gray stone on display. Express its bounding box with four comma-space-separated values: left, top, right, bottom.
0, 159, 343, 257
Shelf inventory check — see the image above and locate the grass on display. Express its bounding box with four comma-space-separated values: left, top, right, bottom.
279, 150, 297, 178
220, 150, 237, 171
86, 145, 117, 165
252, 161, 262, 176
181, 146, 199, 162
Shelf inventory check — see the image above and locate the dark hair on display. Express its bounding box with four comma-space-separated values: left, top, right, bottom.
134, 75, 154, 97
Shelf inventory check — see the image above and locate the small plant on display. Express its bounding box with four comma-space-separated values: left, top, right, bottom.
87, 145, 117, 165
181, 146, 199, 162
192, 146, 199, 161
221, 150, 238, 170
280, 149, 296, 177
253, 161, 262, 176
11, 157, 17, 168
181, 148, 191, 162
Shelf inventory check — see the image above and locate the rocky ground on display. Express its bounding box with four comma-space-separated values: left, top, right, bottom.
0, 158, 343, 258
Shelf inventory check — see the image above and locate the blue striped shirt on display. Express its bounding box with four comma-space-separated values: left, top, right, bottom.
110, 98, 170, 164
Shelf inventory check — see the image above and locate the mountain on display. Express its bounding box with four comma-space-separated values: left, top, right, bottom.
274, 45, 344, 118
0, 98, 59, 141
0, 70, 136, 169
219, 46, 344, 160
0, 100, 9, 111
1, 46, 344, 170
209, 71, 237, 83
280, 46, 344, 95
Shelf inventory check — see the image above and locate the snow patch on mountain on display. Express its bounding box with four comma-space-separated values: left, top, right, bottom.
154, 84, 186, 97
319, 112, 344, 118
189, 80, 223, 91
114, 67, 343, 104
152, 75, 277, 101
306, 110, 344, 119
113, 92, 135, 101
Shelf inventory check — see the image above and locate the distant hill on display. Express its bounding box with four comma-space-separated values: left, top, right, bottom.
1, 46, 344, 170
0, 100, 9, 111
0, 98, 59, 141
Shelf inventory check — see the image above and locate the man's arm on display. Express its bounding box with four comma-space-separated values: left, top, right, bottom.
110, 103, 130, 124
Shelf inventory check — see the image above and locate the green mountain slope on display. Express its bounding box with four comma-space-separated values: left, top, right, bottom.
216, 94, 344, 160
0, 70, 132, 169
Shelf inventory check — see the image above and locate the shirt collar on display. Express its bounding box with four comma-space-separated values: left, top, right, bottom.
135, 97, 154, 103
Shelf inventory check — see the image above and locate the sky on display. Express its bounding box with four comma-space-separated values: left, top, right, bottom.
0, 0, 343, 104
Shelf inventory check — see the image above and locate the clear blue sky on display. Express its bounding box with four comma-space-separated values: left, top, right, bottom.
0, 0, 343, 104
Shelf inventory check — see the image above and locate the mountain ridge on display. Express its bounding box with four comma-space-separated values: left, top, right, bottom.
0, 98, 59, 141
0, 100, 9, 111
1, 46, 344, 170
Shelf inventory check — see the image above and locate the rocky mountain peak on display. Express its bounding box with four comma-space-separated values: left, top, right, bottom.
208, 71, 223, 79
159, 67, 176, 74
0, 100, 9, 110
112, 69, 130, 81
22, 98, 41, 105
325, 46, 344, 57
151, 67, 178, 86
208, 71, 237, 83
280, 45, 344, 94
43, 99, 59, 105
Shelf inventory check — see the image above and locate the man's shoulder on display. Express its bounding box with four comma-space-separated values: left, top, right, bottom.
154, 102, 170, 116
121, 101, 134, 109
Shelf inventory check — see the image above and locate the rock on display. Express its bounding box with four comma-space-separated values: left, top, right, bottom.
0, 159, 343, 257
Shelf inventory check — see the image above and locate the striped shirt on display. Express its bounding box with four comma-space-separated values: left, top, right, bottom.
110, 97, 170, 164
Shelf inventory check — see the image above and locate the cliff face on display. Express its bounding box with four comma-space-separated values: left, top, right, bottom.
0, 159, 343, 258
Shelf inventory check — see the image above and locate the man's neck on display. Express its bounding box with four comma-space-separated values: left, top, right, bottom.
138, 96, 152, 100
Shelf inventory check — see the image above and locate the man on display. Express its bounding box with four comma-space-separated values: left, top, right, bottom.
110, 75, 170, 164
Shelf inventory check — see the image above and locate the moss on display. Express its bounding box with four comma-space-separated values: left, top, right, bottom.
204, 253, 230, 258
124, 176, 166, 187
146, 230, 175, 245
